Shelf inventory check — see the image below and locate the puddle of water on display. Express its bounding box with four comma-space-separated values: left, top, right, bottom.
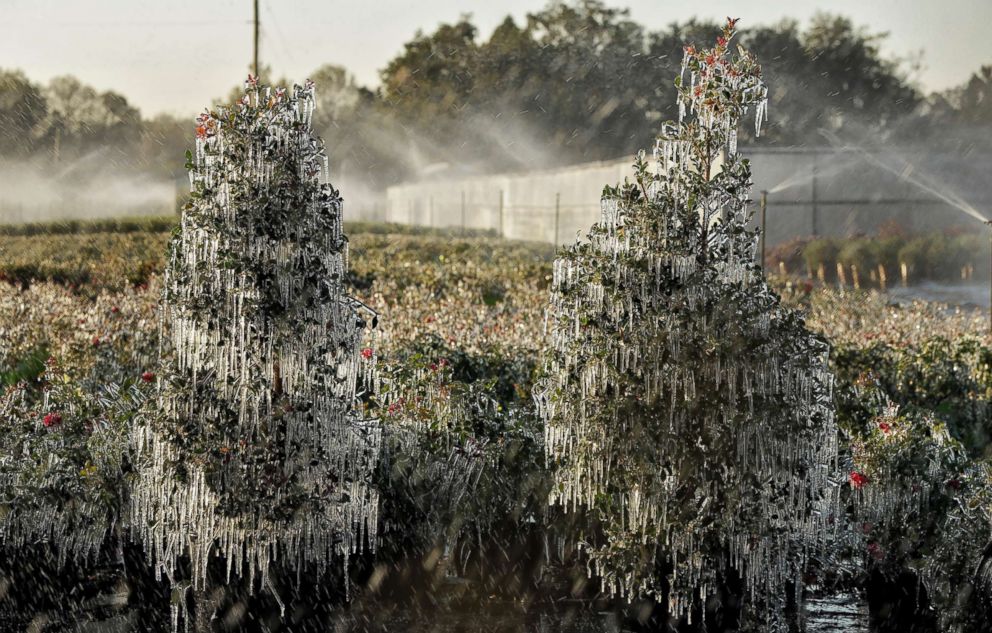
886, 282, 989, 309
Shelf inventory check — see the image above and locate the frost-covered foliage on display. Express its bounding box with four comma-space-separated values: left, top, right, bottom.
374, 335, 547, 569
130, 77, 381, 610
0, 358, 145, 564
850, 384, 992, 632
535, 20, 840, 628
0, 281, 155, 565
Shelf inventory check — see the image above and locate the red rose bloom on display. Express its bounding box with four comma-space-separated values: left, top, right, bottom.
878, 421, 891, 434
141, 371, 155, 383
867, 542, 884, 561
43, 412, 62, 428
361, 348, 374, 360
850, 471, 868, 489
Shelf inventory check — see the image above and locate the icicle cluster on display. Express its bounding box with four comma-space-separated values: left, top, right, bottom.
535, 21, 839, 629
131, 77, 381, 612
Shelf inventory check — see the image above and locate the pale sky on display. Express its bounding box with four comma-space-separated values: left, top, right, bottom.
2, 0, 990, 119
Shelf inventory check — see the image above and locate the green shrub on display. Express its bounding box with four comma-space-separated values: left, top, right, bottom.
804, 237, 839, 276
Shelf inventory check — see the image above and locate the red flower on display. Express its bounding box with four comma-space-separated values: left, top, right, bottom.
705, 54, 716, 66
247, 73, 258, 87
361, 348, 374, 360
867, 542, 884, 561
43, 412, 62, 428
850, 471, 868, 489
110, 306, 119, 314
92, 336, 101, 346
387, 402, 401, 416
693, 85, 703, 98
716, 36, 727, 48
141, 371, 155, 383
878, 421, 891, 434
196, 125, 208, 140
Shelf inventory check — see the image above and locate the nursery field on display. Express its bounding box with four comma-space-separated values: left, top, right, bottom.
2, 220, 992, 631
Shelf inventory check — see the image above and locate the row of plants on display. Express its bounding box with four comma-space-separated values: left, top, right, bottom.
768, 228, 990, 286
0, 214, 500, 238
3, 224, 992, 629
0, 222, 510, 292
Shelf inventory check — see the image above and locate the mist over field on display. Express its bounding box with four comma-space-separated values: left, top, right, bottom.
1, 7, 989, 228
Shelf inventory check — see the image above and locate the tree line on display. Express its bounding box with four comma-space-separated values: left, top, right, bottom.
0, 1, 989, 190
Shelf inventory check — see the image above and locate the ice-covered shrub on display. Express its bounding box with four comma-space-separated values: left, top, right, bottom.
535, 20, 840, 629
130, 77, 381, 622
850, 386, 992, 631
374, 334, 547, 572
0, 358, 146, 562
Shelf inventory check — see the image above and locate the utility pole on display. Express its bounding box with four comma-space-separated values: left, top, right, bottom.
253, 0, 260, 78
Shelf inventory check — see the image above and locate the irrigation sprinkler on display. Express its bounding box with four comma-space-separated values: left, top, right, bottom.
759, 190, 768, 273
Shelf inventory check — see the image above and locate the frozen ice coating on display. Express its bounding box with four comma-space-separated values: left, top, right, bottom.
536, 21, 839, 630
130, 77, 381, 625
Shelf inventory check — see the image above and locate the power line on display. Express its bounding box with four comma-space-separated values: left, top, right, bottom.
24, 20, 250, 26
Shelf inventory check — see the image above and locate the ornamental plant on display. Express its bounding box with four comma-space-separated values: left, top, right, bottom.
535, 20, 839, 629
130, 77, 381, 623
850, 385, 992, 632
0, 357, 145, 563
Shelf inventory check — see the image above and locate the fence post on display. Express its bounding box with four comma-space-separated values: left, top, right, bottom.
759, 190, 768, 273
987, 220, 992, 336
554, 193, 560, 246
498, 189, 504, 238
811, 152, 819, 237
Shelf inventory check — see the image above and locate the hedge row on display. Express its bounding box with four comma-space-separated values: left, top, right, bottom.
768, 232, 990, 284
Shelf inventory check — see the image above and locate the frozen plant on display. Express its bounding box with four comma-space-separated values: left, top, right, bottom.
0, 357, 144, 565
535, 19, 840, 630
130, 76, 381, 625
850, 385, 992, 632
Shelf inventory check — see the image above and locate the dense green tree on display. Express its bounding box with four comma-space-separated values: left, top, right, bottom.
0, 69, 47, 157
41, 76, 141, 164
376, 3, 924, 170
